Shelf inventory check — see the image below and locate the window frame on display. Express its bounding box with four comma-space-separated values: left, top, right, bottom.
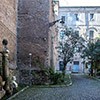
74, 14, 79, 21
89, 30, 94, 39
90, 13, 94, 21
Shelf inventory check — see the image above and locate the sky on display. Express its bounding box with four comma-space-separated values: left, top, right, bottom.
59, 0, 100, 6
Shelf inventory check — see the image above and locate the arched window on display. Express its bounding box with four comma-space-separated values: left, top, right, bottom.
89, 30, 94, 39
87, 27, 98, 40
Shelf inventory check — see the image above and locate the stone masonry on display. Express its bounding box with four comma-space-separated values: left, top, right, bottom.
17, 0, 57, 83
17, 0, 57, 68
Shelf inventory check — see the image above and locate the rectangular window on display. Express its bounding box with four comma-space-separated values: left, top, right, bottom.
75, 14, 79, 21
74, 61, 79, 65
75, 31, 79, 36
90, 13, 94, 21
61, 16, 65, 22
59, 61, 64, 71
89, 30, 94, 39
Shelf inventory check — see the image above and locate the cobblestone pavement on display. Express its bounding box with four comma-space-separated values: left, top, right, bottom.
12, 75, 100, 100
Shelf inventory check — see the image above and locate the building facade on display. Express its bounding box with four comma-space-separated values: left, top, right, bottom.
0, 0, 18, 69
56, 6, 100, 73
17, 0, 58, 83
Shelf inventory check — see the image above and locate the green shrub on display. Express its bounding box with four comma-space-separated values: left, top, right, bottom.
48, 68, 64, 85
51, 73, 64, 85
31, 68, 69, 85
31, 70, 49, 85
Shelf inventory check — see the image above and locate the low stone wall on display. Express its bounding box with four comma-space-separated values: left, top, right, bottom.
19, 69, 49, 85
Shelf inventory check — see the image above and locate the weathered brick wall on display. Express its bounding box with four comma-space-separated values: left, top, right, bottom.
17, 0, 50, 69
17, 0, 57, 84
0, 0, 17, 34
0, 0, 17, 68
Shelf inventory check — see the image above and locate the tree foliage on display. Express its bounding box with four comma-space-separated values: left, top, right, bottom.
82, 39, 100, 62
82, 39, 100, 75
57, 27, 84, 74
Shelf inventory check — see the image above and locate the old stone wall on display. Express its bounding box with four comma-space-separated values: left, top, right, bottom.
17, 0, 51, 69
17, 0, 57, 83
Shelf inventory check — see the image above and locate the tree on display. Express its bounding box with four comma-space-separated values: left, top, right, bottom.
82, 39, 100, 76
57, 27, 84, 76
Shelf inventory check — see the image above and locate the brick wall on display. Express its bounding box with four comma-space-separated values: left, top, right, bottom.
17, 0, 58, 84
17, 0, 52, 69
0, 0, 17, 68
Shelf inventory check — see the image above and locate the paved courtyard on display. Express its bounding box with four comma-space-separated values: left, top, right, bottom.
11, 75, 100, 100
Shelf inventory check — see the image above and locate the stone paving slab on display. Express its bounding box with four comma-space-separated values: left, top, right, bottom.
11, 75, 100, 100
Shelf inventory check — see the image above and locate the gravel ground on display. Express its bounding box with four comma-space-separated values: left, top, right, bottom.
11, 74, 100, 100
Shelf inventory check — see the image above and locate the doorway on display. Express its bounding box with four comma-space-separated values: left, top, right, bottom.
72, 61, 79, 73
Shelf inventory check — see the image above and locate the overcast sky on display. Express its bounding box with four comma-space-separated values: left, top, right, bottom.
59, 0, 100, 6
